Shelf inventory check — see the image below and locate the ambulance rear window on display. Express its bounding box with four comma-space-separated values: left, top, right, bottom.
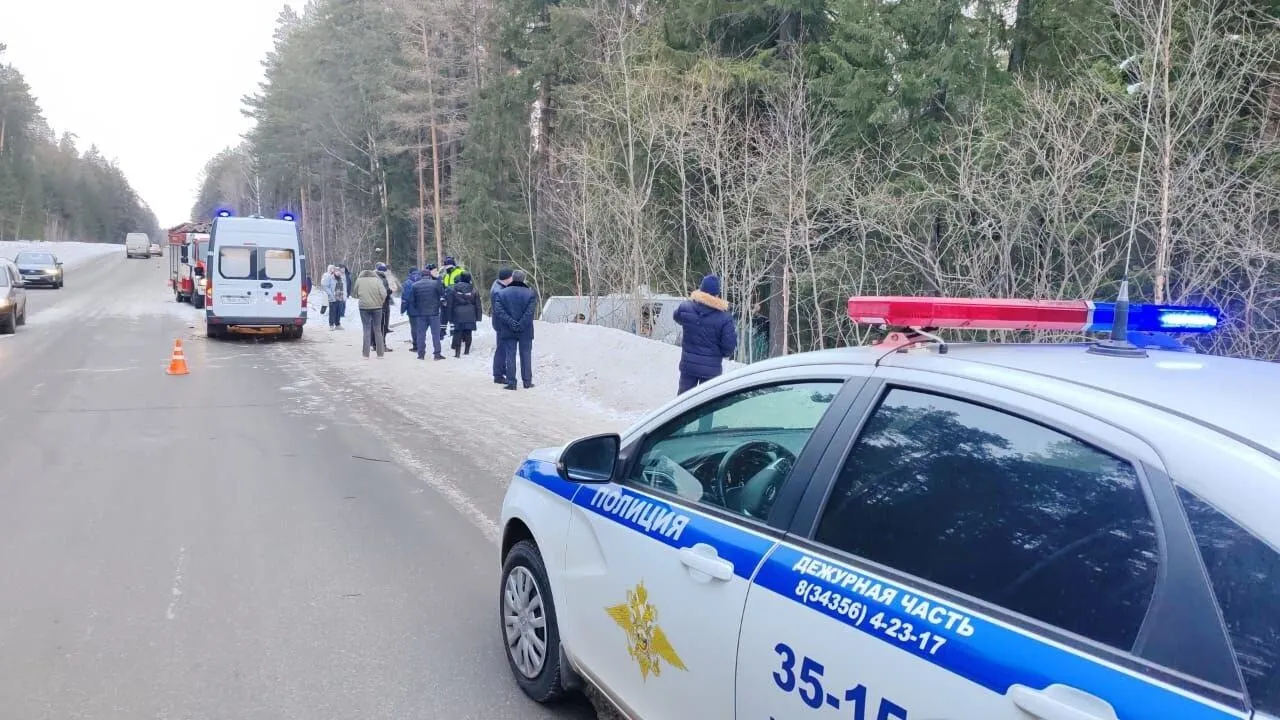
1178, 487, 1280, 714
219, 247, 253, 279
261, 249, 295, 280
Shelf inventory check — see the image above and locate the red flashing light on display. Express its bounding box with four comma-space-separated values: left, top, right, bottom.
848, 296, 1093, 332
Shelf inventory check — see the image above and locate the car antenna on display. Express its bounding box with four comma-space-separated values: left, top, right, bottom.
1089, 52, 1155, 360
1088, 276, 1145, 357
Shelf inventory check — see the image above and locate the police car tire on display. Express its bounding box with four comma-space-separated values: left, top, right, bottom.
500, 540, 568, 703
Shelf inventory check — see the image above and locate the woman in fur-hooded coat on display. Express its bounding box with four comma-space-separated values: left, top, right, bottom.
673, 274, 738, 393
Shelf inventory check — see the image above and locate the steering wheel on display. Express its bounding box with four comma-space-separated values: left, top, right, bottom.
713, 440, 797, 516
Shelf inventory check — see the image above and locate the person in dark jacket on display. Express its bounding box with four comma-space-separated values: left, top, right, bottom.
492, 269, 537, 390
445, 272, 482, 357
673, 274, 737, 394
405, 265, 446, 360
400, 268, 423, 353
490, 268, 513, 384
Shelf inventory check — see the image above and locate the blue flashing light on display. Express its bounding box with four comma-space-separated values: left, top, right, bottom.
215, 209, 233, 218
1086, 301, 1220, 334
279, 211, 296, 222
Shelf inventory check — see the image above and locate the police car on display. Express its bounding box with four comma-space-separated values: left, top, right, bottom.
498, 295, 1279, 720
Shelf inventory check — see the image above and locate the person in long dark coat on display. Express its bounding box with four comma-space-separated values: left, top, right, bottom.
444, 272, 482, 357
492, 269, 537, 390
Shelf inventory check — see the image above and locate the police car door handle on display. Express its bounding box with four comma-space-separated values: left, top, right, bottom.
1009, 684, 1119, 720
678, 544, 734, 582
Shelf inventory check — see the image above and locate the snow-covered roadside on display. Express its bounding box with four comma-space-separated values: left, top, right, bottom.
312, 299, 745, 421
0, 240, 121, 268
293, 298, 744, 479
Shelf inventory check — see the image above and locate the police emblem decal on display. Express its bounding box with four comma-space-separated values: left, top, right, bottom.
605, 580, 687, 679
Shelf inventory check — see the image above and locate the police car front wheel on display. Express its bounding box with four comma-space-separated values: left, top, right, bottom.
500, 540, 568, 703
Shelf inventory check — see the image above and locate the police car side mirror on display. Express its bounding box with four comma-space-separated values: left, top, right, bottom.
558, 433, 620, 483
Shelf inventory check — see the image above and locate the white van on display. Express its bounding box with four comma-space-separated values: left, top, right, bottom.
125, 233, 150, 259
204, 216, 307, 339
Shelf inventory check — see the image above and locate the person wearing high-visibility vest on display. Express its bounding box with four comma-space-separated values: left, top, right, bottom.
441, 257, 466, 287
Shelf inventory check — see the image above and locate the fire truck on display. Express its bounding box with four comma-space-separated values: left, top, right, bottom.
167, 221, 211, 308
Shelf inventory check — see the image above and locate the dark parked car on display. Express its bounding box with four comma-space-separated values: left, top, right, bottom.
0, 259, 28, 333
13, 250, 63, 288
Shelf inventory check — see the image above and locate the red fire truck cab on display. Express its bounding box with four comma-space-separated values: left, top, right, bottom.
168, 222, 211, 308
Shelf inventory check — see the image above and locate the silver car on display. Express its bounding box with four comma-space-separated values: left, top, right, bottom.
13, 250, 63, 289
0, 259, 29, 333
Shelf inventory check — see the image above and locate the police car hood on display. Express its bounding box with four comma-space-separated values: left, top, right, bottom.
526, 446, 563, 464
15, 260, 54, 270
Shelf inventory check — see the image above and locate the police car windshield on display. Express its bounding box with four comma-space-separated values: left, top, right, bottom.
670, 385, 836, 437
15, 252, 53, 264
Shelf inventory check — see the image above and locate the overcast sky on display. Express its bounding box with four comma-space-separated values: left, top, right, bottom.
4, 0, 301, 228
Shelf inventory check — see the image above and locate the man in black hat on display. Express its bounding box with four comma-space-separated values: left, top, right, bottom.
490, 268, 513, 383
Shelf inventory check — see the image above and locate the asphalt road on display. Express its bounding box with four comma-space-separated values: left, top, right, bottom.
0, 252, 599, 719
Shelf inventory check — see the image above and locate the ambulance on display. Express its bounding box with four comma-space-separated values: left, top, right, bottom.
203, 211, 307, 339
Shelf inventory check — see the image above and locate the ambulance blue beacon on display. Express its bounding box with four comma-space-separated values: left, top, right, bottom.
497, 293, 1280, 720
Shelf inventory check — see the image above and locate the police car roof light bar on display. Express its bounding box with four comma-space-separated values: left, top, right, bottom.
847, 296, 1221, 335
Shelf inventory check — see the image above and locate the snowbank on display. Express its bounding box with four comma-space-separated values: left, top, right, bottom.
0, 240, 121, 268
466, 320, 745, 419
309, 297, 744, 425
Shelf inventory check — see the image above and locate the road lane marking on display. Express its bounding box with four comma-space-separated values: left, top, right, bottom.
166, 545, 186, 620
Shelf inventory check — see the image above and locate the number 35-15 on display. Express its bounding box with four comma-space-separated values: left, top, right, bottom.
773, 642, 908, 719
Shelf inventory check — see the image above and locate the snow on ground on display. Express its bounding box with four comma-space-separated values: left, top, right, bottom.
0, 240, 121, 268
280, 297, 745, 479
309, 298, 741, 423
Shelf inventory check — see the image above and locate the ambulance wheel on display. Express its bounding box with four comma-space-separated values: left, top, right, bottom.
500, 540, 568, 703
16, 304, 25, 326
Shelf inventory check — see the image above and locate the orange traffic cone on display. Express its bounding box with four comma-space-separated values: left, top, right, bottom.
166, 339, 189, 376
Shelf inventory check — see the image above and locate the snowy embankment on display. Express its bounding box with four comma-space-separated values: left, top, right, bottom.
300, 298, 745, 476
0, 240, 120, 267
